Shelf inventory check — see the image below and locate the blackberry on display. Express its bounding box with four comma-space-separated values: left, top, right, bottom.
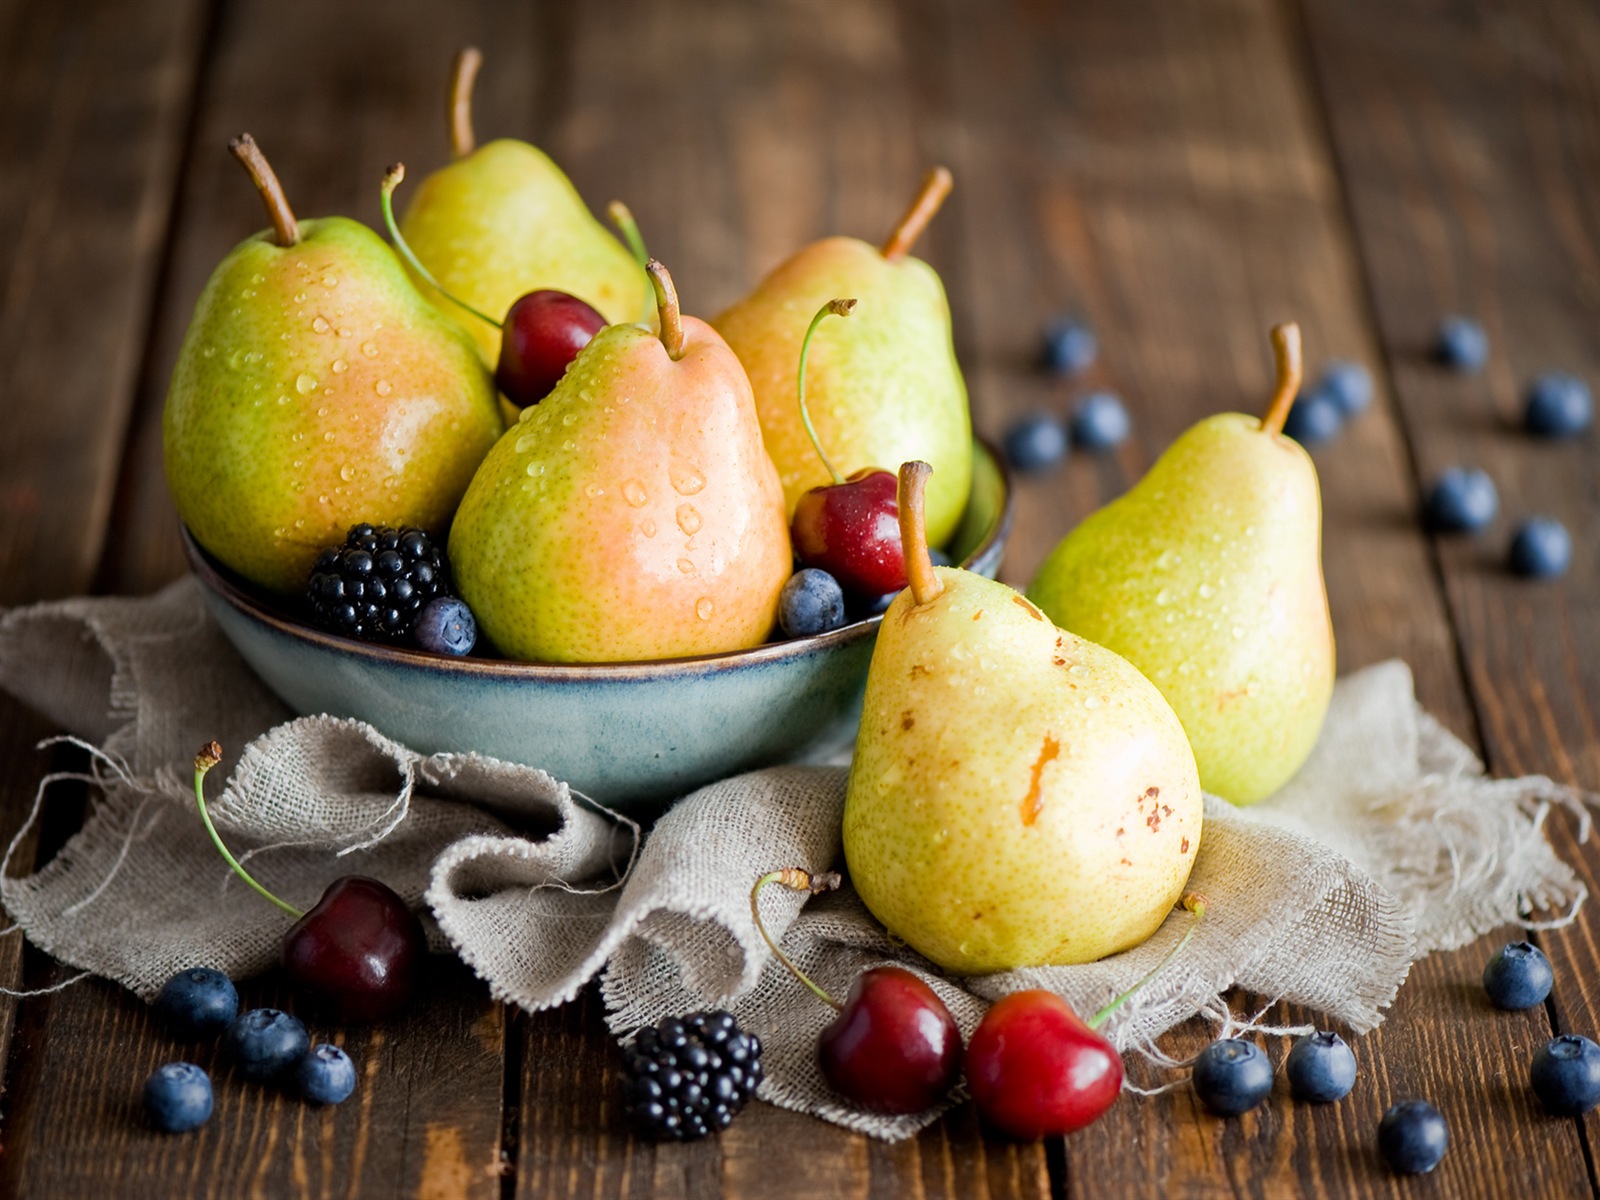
622, 1010, 763, 1141
307, 524, 451, 642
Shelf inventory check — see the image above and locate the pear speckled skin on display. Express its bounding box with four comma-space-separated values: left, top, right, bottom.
448, 316, 792, 663
843, 570, 1202, 975
1028, 413, 1335, 805
164, 218, 502, 596
713, 238, 972, 548
399, 140, 645, 364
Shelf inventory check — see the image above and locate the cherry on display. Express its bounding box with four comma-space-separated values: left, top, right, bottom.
495, 289, 606, 406
193, 743, 426, 1023
751, 869, 961, 1114
787, 301, 908, 598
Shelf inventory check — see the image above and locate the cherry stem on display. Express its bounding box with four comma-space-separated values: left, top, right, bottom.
898, 461, 945, 606
192, 742, 304, 921
607, 201, 650, 268
881, 166, 953, 262
228, 134, 299, 247
750, 869, 845, 1011
1086, 892, 1208, 1030
380, 164, 503, 331
796, 299, 857, 485
449, 47, 482, 160
1259, 323, 1303, 436
646, 259, 685, 361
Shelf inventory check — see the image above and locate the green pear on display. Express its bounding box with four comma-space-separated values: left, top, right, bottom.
1028, 324, 1335, 805
164, 136, 502, 595
713, 169, 972, 548
397, 48, 645, 365
843, 463, 1202, 975
449, 261, 792, 663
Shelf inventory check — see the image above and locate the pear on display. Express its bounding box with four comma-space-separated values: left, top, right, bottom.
397, 48, 645, 365
713, 169, 972, 548
163, 135, 502, 595
1028, 324, 1335, 805
843, 463, 1202, 975
448, 261, 791, 662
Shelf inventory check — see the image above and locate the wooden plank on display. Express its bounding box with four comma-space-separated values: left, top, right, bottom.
1300, 0, 1600, 1176
922, 0, 1592, 1194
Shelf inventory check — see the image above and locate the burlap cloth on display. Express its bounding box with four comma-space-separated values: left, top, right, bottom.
0, 578, 1591, 1140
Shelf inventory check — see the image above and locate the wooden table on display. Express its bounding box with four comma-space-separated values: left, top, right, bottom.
1, 0, 1596, 1195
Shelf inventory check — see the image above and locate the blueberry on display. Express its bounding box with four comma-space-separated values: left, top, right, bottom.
778, 569, 847, 638
154, 967, 239, 1038
413, 596, 477, 656
1286, 1031, 1357, 1103
1040, 318, 1097, 374
1318, 360, 1373, 417
1378, 1099, 1449, 1174
226, 1008, 311, 1082
298, 1043, 358, 1105
1069, 392, 1131, 451
1191, 1038, 1273, 1116
1281, 391, 1343, 446
1003, 414, 1069, 472
1424, 467, 1497, 532
1433, 316, 1488, 371
1508, 517, 1572, 579
144, 1062, 213, 1133
1530, 1034, 1600, 1117
1482, 941, 1553, 1010
1523, 372, 1592, 438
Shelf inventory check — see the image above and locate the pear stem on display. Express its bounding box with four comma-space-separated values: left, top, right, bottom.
228, 134, 299, 248
1259, 323, 1303, 436
880, 166, 953, 262
898, 461, 945, 606
192, 743, 304, 921
796, 299, 857, 486
1086, 892, 1207, 1031
380, 164, 503, 331
607, 201, 650, 268
646, 259, 686, 361
449, 47, 483, 160
750, 869, 844, 1011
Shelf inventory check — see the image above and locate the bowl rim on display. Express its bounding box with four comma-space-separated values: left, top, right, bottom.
186, 437, 1014, 682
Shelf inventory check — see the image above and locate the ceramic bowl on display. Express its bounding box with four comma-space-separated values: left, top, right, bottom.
188, 439, 1013, 813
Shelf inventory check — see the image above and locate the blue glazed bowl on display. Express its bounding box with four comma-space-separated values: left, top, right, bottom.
188, 439, 1013, 813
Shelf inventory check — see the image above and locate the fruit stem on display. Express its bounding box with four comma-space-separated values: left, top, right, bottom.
380, 164, 504, 331
750, 869, 844, 1011
607, 201, 650, 268
449, 47, 483, 159
192, 742, 304, 921
796, 299, 857, 485
1259, 323, 1303, 436
228, 134, 299, 247
898, 461, 945, 606
1086, 892, 1207, 1030
880, 166, 953, 262
646, 259, 686, 361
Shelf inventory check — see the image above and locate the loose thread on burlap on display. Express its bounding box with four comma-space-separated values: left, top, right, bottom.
1120, 994, 1314, 1096
0, 970, 90, 998
1, 736, 139, 884
1520, 887, 1588, 931
61, 794, 165, 918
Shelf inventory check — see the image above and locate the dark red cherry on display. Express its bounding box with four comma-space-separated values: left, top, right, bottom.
964, 990, 1123, 1138
790, 468, 907, 598
281, 875, 427, 1023
495, 289, 607, 407
818, 966, 961, 1113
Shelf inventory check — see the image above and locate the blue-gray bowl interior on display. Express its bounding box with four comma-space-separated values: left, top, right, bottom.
189, 438, 1014, 813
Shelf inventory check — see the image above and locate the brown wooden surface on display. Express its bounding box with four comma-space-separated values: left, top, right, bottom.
0, 0, 1596, 1196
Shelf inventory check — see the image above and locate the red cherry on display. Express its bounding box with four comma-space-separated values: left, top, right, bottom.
791, 469, 908, 598
964, 990, 1124, 1138
282, 875, 427, 1023
495, 289, 606, 408
818, 966, 961, 1113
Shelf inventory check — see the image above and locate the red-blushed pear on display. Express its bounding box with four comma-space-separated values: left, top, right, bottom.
163, 135, 501, 595
1027, 323, 1335, 805
448, 261, 792, 662
713, 169, 972, 548
842, 463, 1202, 975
